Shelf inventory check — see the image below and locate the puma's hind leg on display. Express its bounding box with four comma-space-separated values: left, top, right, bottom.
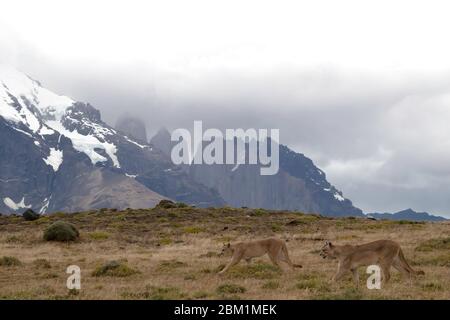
268, 250, 284, 270
351, 268, 360, 286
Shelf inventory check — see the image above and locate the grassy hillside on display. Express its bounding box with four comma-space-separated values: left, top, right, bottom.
0, 206, 449, 300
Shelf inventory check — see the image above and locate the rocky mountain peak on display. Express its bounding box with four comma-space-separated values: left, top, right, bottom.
115, 115, 148, 142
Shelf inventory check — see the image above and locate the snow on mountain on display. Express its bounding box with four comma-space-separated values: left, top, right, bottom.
0, 65, 121, 169
46, 120, 120, 168
0, 65, 73, 126
43, 148, 63, 172
3, 197, 31, 210
0, 66, 225, 214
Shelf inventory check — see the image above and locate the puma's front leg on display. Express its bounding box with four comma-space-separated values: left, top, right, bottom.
332, 262, 348, 282
351, 268, 360, 286
219, 254, 243, 274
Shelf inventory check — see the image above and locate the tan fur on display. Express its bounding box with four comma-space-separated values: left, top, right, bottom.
320, 240, 425, 285
218, 238, 302, 274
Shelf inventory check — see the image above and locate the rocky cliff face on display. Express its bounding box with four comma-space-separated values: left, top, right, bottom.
151, 129, 363, 217
0, 66, 224, 214
115, 116, 148, 142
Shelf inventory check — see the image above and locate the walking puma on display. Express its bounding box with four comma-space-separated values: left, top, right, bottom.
320, 240, 425, 285
218, 238, 302, 274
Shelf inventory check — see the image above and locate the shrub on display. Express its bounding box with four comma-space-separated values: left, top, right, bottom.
252, 209, 268, 216
0, 256, 22, 267
192, 291, 209, 299
216, 284, 246, 295
156, 199, 190, 209
43, 221, 79, 242
22, 209, 40, 221
421, 282, 443, 291
33, 259, 51, 269
159, 237, 172, 245
156, 200, 177, 209
92, 260, 139, 277
262, 281, 280, 290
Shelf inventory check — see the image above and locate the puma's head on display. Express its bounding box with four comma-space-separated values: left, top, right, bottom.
320, 241, 337, 259
219, 242, 233, 257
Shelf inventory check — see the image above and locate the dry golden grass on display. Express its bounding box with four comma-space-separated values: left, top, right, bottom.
0, 207, 448, 300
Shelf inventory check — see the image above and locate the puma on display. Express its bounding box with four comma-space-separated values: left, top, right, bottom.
218, 238, 302, 274
320, 240, 425, 285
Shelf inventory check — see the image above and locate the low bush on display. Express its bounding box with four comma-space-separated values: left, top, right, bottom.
92, 260, 139, 277
43, 221, 79, 242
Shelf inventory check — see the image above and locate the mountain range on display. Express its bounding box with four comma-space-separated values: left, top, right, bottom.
0, 66, 446, 221
367, 209, 447, 222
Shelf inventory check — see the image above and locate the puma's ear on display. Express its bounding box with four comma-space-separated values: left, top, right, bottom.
227, 243, 231, 248
328, 241, 333, 247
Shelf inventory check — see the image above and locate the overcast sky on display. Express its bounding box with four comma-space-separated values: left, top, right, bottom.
2, 0, 450, 217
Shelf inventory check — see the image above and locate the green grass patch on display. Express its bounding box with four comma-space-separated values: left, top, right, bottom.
251, 209, 269, 216
226, 262, 282, 279
192, 291, 210, 299
415, 237, 450, 252
0, 256, 22, 267
33, 259, 51, 269
262, 281, 280, 290
216, 283, 246, 295
159, 237, 173, 245
418, 254, 450, 267
183, 226, 204, 234
421, 282, 444, 291
157, 260, 188, 272
92, 260, 139, 277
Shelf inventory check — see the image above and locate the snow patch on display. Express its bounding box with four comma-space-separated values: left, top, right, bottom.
44, 148, 63, 172
46, 120, 120, 168
39, 125, 55, 136
333, 193, 345, 202
125, 173, 137, 178
3, 197, 31, 211
0, 89, 23, 123
39, 197, 50, 214
124, 136, 147, 149
11, 126, 32, 137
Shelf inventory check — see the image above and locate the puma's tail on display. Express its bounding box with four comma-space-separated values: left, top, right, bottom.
399, 248, 425, 275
